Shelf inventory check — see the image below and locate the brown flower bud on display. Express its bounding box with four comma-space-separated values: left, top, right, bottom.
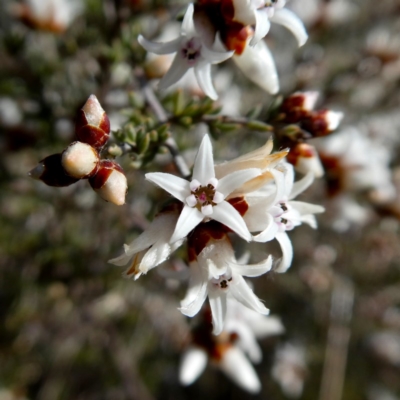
29, 153, 79, 187
89, 160, 127, 206
280, 92, 319, 123
301, 110, 343, 137
75, 95, 110, 149
61, 141, 99, 179
287, 143, 324, 178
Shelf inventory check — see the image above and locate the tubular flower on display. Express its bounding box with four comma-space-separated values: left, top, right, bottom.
243, 163, 325, 272
138, 4, 234, 100
109, 203, 184, 279
146, 134, 261, 243
180, 221, 272, 335
230, 0, 308, 47
180, 301, 284, 393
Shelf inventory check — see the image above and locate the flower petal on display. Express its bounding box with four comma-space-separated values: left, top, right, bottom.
158, 55, 190, 90
290, 171, 314, 199
145, 172, 189, 202
213, 201, 252, 241
138, 35, 181, 55
250, 10, 271, 46
180, 262, 208, 317
252, 215, 279, 242
209, 288, 228, 335
275, 231, 293, 273
194, 62, 218, 100
170, 205, 204, 243
233, 39, 279, 94
219, 347, 261, 394
289, 201, 325, 215
192, 134, 215, 183
230, 275, 270, 314
201, 45, 234, 64
270, 8, 308, 47
230, 255, 272, 277
179, 347, 208, 386
181, 3, 196, 36
218, 168, 261, 198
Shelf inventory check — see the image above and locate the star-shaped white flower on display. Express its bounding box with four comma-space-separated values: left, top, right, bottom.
180, 228, 272, 335
232, 0, 308, 47
138, 4, 234, 100
244, 163, 324, 272
146, 134, 261, 243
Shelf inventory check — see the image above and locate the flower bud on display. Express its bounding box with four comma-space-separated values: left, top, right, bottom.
75, 95, 110, 149
29, 153, 79, 187
61, 141, 99, 179
89, 160, 127, 206
287, 143, 324, 178
301, 110, 343, 137
280, 91, 319, 123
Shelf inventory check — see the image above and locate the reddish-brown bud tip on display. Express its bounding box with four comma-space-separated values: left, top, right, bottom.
301, 110, 343, 137
280, 92, 319, 123
89, 160, 127, 206
287, 143, 324, 178
29, 153, 79, 187
75, 95, 110, 149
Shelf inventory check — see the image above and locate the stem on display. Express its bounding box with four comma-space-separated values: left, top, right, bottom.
136, 69, 191, 179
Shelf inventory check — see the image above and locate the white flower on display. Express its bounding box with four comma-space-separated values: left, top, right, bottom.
146, 134, 261, 243
108, 204, 184, 279
244, 163, 324, 272
180, 223, 272, 335
179, 298, 284, 393
224, 297, 285, 363
232, 0, 308, 47
272, 343, 307, 398
138, 4, 233, 100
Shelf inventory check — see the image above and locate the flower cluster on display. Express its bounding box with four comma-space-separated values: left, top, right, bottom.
275, 91, 344, 177
139, 1, 308, 99
29, 95, 128, 205
110, 134, 324, 337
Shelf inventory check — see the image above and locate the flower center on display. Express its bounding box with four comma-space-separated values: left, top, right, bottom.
181, 38, 202, 66
186, 178, 224, 216
211, 272, 233, 290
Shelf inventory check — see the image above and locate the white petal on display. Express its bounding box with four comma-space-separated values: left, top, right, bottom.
218, 168, 261, 198
289, 171, 314, 199
301, 214, 317, 228
170, 205, 204, 243
213, 202, 251, 241
145, 172, 189, 202
109, 212, 178, 265
270, 8, 308, 47
230, 275, 269, 314
289, 201, 325, 216
252, 214, 279, 242
209, 288, 227, 335
190, 179, 201, 191
250, 10, 271, 46
230, 256, 273, 277
179, 347, 208, 386
201, 45, 234, 64
194, 62, 218, 100
180, 263, 208, 317
192, 134, 215, 184
233, 39, 279, 94
275, 231, 293, 273
138, 35, 181, 55
219, 347, 261, 394
158, 55, 190, 90
181, 3, 196, 36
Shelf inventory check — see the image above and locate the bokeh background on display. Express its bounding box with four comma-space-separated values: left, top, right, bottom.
1, 0, 400, 399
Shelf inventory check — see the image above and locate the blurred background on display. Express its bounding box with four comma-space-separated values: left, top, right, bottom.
1, 0, 400, 399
